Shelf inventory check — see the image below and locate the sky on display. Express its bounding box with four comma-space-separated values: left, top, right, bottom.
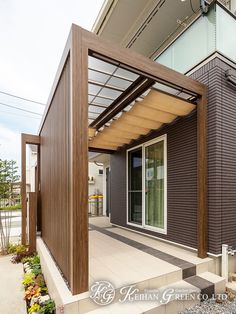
0, 0, 104, 171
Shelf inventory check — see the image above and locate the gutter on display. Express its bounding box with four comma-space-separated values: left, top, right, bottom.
91, 0, 117, 34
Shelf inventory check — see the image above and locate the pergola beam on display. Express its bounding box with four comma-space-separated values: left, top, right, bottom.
82, 27, 206, 96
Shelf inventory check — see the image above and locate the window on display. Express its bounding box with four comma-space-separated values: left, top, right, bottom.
127, 135, 167, 234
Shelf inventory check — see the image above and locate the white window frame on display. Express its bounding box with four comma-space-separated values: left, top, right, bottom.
126, 134, 167, 235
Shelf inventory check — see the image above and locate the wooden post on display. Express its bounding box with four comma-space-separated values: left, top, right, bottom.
21, 134, 40, 246
70, 25, 88, 294
21, 135, 27, 245
29, 192, 37, 253
197, 91, 208, 258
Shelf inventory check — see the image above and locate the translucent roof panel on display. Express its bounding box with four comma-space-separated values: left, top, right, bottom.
153, 82, 197, 100
98, 87, 122, 99
92, 96, 113, 106
88, 84, 101, 95
115, 68, 139, 81
88, 56, 117, 75
88, 55, 142, 126
108, 76, 132, 90
89, 105, 105, 114
88, 69, 110, 84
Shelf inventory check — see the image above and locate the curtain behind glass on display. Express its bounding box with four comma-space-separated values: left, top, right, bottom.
128, 148, 142, 224
145, 141, 164, 229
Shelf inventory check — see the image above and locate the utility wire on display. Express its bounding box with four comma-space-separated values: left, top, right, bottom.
0, 90, 45, 106
0, 101, 42, 116
0, 109, 41, 120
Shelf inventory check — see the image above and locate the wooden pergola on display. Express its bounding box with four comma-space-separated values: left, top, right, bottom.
21, 24, 207, 295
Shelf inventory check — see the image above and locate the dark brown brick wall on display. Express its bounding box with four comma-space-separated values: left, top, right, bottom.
110, 112, 198, 249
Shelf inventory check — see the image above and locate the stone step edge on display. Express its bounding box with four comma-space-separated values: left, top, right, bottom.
86, 279, 201, 314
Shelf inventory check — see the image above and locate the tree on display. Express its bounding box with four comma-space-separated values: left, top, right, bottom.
0, 159, 20, 254
0, 159, 20, 207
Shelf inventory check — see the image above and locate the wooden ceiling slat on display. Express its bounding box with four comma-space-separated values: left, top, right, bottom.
130, 104, 177, 123
122, 113, 163, 129
111, 119, 149, 135
89, 142, 118, 150
102, 128, 140, 139
91, 140, 122, 147
89, 89, 196, 151
142, 90, 196, 116
95, 133, 131, 144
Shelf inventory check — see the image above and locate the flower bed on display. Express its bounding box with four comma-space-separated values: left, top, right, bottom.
22, 255, 56, 314
9, 243, 56, 314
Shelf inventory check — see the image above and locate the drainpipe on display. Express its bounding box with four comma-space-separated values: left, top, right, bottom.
222, 244, 234, 282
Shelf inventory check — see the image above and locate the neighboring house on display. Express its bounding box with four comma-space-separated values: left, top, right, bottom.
88, 162, 103, 196
20, 0, 236, 306
26, 145, 38, 193
89, 153, 110, 216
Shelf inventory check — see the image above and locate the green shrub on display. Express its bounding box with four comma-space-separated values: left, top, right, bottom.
0, 204, 21, 211
7, 243, 27, 254
31, 264, 42, 276
22, 272, 35, 288
28, 303, 41, 314
35, 274, 46, 288
22, 254, 40, 266
38, 299, 55, 314
11, 251, 32, 264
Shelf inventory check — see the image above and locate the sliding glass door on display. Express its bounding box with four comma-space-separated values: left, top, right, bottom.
127, 135, 167, 233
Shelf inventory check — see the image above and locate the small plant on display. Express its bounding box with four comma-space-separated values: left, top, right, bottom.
22, 254, 40, 266
11, 251, 32, 263
34, 274, 46, 288
28, 303, 41, 314
0, 204, 21, 211
24, 285, 41, 301
7, 243, 27, 254
31, 264, 42, 276
38, 299, 55, 314
22, 273, 35, 288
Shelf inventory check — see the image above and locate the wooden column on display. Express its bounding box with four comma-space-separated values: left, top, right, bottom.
70, 25, 88, 294
21, 134, 40, 246
21, 134, 27, 245
28, 192, 37, 253
197, 91, 208, 258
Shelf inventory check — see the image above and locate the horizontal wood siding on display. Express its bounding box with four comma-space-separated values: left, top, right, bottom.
40, 56, 71, 284
110, 112, 198, 249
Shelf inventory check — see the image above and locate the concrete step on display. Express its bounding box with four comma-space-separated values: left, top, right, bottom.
85, 272, 226, 314
87, 279, 200, 314
77, 270, 224, 313
226, 281, 236, 294
198, 272, 226, 295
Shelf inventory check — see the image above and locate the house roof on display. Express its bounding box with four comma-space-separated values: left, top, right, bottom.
92, 0, 202, 58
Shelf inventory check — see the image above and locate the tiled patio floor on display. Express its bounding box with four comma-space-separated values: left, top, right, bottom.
89, 216, 214, 289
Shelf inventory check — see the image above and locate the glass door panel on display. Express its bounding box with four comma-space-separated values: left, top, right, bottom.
128, 148, 142, 225
145, 140, 165, 229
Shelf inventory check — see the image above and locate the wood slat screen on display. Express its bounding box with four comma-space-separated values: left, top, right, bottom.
40, 56, 71, 285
